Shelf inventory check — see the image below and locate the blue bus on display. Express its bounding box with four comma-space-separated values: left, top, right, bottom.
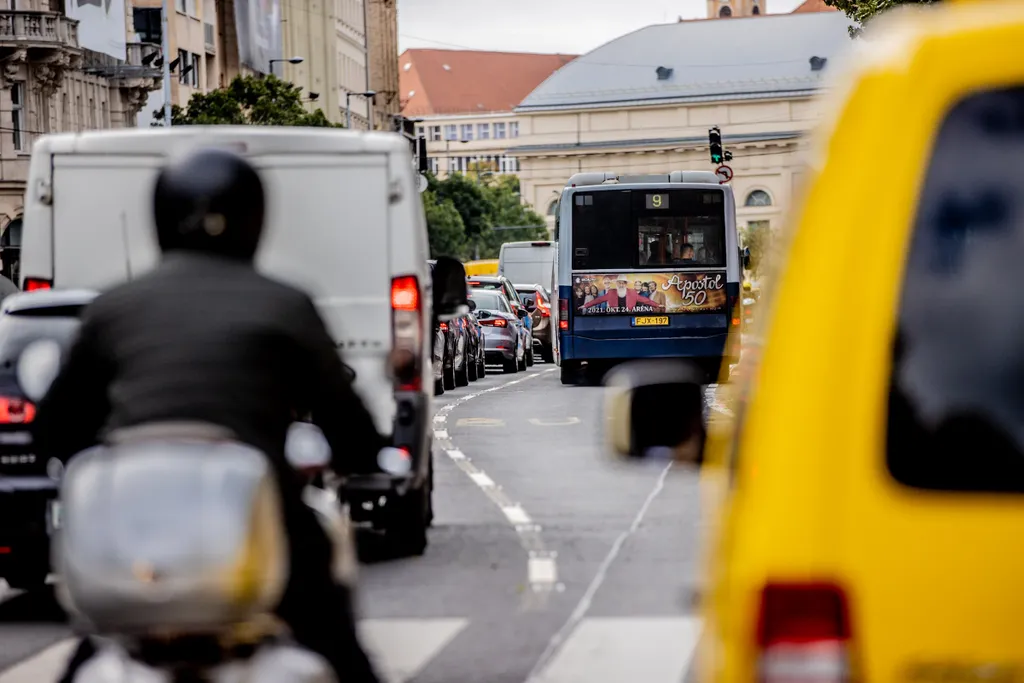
551, 171, 746, 385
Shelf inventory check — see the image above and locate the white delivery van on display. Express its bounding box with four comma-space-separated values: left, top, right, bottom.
498, 240, 555, 294
19, 126, 466, 556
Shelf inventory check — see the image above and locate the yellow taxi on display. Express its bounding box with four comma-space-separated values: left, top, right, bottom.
698, 2, 1024, 681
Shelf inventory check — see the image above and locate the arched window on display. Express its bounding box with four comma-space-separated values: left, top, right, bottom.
547, 198, 559, 216
745, 189, 772, 207
752, 5, 760, 14
719, 5, 732, 17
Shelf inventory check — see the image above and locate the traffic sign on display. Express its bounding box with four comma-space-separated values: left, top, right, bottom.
715, 165, 734, 184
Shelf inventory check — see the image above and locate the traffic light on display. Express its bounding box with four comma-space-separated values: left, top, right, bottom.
709, 127, 723, 165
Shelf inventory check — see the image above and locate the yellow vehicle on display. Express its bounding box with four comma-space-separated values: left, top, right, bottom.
463, 259, 499, 277
609, 2, 1024, 681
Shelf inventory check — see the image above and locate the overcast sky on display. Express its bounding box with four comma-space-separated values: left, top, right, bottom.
397, 0, 807, 55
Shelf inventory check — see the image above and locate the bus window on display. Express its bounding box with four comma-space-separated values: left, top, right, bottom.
571, 190, 632, 270
636, 190, 726, 268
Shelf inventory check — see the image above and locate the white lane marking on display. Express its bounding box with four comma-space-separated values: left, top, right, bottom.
454, 417, 505, 428
525, 460, 674, 682
432, 415, 447, 423
0, 619, 472, 683
528, 417, 580, 426
432, 367, 559, 601
360, 618, 469, 683
502, 505, 531, 525
531, 617, 702, 683
468, 472, 494, 488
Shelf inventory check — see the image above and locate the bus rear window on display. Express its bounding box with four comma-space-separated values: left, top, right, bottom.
571, 189, 727, 271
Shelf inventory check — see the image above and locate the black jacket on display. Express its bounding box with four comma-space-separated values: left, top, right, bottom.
33, 252, 388, 474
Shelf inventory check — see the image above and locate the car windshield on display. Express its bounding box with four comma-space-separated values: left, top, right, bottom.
470, 291, 507, 313
0, 309, 84, 362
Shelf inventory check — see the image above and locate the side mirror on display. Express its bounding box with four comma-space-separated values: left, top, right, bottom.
741, 247, 751, 271
431, 256, 469, 321
17, 338, 63, 403
467, 299, 477, 312
516, 308, 529, 320
285, 422, 332, 473
603, 361, 706, 464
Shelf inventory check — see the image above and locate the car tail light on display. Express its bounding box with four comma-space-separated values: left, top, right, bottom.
24, 277, 52, 292
439, 322, 448, 332
391, 275, 422, 392
559, 298, 569, 331
0, 397, 36, 424
756, 583, 852, 683
479, 318, 507, 328
537, 300, 551, 317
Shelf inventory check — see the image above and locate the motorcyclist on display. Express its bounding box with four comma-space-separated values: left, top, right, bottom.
32, 147, 386, 683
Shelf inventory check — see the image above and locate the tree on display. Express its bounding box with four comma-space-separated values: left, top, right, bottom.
825, 0, 939, 37
152, 74, 341, 127
741, 221, 772, 279
427, 172, 491, 241
477, 175, 547, 258
423, 191, 467, 259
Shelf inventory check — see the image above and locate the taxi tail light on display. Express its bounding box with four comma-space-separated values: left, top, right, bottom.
0, 397, 36, 424
391, 275, 422, 392
559, 298, 569, 331
756, 583, 851, 683
24, 277, 52, 292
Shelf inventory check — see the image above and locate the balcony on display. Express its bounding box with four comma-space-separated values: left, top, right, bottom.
203, 22, 215, 54
81, 41, 162, 81
0, 11, 79, 51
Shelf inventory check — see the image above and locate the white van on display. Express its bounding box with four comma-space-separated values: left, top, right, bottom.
497, 240, 554, 293
19, 126, 465, 556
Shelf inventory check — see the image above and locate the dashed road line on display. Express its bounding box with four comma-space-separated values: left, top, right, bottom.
432, 367, 559, 608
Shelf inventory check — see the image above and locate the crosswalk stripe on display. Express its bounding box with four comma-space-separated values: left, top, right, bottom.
0, 618, 471, 683
530, 617, 702, 683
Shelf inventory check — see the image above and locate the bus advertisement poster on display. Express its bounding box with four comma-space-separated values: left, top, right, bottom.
572, 272, 726, 315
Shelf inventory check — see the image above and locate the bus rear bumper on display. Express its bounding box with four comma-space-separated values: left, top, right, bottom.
560, 333, 736, 379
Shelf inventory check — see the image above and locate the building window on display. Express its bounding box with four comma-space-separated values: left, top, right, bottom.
175, 0, 185, 13
178, 50, 189, 84
477, 123, 490, 140
133, 7, 161, 43
460, 124, 473, 141
494, 122, 506, 139
428, 157, 439, 174
509, 121, 519, 138
75, 94, 82, 131
429, 125, 441, 141
719, 5, 732, 17
61, 93, 69, 130
415, 125, 424, 138
10, 83, 23, 151
88, 97, 95, 128
444, 124, 457, 141
190, 52, 201, 87
745, 189, 773, 207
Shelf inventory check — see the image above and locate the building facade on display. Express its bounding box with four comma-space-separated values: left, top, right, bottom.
511, 10, 850, 235
365, 0, 397, 131
0, 0, 162, 253
400, 49, 575, 178
708, 0, 765, 18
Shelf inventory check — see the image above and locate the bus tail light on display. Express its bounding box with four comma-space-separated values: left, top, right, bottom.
0, 397, 36, 424
24, 277, 52, 291
756, 583, 852, 683
559, 298, 569, 330
391, 275, 422, 392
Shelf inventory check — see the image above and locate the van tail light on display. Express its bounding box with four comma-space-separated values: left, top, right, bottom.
559, 298, 569, 331
756, 583, 852, 683
0, 397, 36, 424
479, 318, 507, 328
24, 277, 52, 292
391, 275, 422, 392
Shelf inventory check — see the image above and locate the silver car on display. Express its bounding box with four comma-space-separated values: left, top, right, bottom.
469, 289, 526, 374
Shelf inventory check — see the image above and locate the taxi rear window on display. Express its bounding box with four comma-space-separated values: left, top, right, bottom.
886, 85, 1024, 493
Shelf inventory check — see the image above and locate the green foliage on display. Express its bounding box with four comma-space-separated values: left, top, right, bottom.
824, 0, 939, 36
152, 74, 342, 127
423, 172, 548, 261
741, 221, 772, 278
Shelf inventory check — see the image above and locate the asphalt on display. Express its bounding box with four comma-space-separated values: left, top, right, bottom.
0, 360, 708, 683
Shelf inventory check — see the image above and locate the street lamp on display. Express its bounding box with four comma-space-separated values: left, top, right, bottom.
269, 56, 304, 77
345, 90, 376, 130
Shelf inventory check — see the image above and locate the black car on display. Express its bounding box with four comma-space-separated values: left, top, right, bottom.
0, 288, 96, 590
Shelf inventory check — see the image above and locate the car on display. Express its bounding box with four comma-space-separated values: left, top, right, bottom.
468, 289, 525, 374
466, 275, 532, 368
514, 283, 553, 363
0, 288, 97, 591
19, 128, 469, 558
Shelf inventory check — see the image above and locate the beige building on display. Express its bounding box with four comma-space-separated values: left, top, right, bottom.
0, 0, 162, 262
365, 0, 397, 131
708, 0, 765, 18
399, 49, 575, 177
512, 7, 846, 235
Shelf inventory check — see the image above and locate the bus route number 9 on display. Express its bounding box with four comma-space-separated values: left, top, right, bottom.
646, 193, 669, 210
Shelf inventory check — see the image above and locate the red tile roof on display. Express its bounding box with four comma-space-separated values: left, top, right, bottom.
791, 0, 839, 13
399, 49, 577, 117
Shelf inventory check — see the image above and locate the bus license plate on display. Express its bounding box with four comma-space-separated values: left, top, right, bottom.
632, 316, 669, 327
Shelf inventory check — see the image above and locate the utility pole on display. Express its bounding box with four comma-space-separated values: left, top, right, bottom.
161, 0, 172, 126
